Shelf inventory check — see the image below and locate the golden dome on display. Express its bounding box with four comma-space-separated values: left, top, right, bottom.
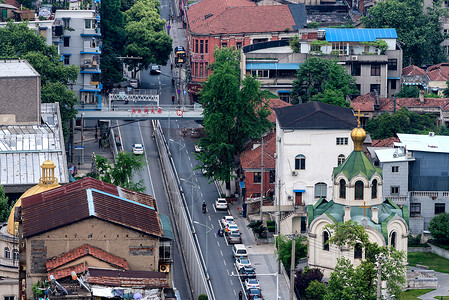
351, 126, 366, 151
7, 160, 60, 235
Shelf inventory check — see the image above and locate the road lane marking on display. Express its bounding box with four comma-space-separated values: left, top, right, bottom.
220, 250, 223, 256
211, 223, 214, 229
223, 260, 226, 266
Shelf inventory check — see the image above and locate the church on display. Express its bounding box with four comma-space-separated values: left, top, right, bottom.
307, 117, 409, 277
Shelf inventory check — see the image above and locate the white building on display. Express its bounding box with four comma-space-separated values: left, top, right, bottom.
274, 102, 357, 234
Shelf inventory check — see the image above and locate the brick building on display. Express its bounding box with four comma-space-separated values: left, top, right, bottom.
185, 0, 306, 100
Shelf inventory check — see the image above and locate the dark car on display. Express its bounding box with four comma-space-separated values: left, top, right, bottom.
239, 266, 256, 280
247, 288, 263, 299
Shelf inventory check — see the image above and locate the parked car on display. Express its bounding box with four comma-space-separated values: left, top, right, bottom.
247, 288, 263, 299
239, 266, 256, 280
225, 223, 239, 235
227, 231, 241, 244
232, 244, 248, 259
150, 65, 161, 75
235, 257, 251, 270
129, 79, 139, 88
132, 144, 144, 155
244, 278, 260, 290
215, 198, 227, 210
221, 216, 235, 227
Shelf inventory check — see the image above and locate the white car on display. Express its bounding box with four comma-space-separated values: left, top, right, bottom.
221, 216, 235, 227
195, 144, 202, 153
132, 144, 144, 155
235, 257, 251, 270
215, 198, 227, 210
225, 223, 239, 235
244, 278, 260, 290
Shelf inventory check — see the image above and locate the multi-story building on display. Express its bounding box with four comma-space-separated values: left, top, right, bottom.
53, 9, 102, 107
241, 28, 403, 102
274, 102, 357, 234
185, 0, 306, 101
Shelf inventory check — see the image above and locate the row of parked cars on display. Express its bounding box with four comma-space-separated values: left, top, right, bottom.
220, 216, 263, 299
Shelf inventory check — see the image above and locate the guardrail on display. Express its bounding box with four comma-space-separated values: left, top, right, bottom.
152, 120, 215, 300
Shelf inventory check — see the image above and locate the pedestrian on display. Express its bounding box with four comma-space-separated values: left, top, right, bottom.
238, 291, 242, 300
98, 138, 102, 148
172, 95, 175, 105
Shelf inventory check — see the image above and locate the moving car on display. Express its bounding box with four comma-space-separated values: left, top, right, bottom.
244, 278, 260, 290
247, 288, 263, 299
132, 144, 144, 155
221, 216, 235, 227
150, 65, 161, 75
227, 231, 241, 244
215, 198, 227, 210
239, 266, 256, 279
129, 79, 139, 88
235, 257, 251, 270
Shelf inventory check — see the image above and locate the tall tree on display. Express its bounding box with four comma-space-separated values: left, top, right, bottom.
291, 57, 358, 104
0, 185, 12, 223
361, 0, 447, 66
197, 47, 272, 183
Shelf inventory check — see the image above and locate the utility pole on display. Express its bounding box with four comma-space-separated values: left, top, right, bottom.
376, 254, 383, 300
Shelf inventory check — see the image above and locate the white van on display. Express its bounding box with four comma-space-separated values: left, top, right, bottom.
232, 244, 248, 258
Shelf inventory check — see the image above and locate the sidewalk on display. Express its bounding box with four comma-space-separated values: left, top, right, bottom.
418, 271, 449, 299
227, 199, 294, 300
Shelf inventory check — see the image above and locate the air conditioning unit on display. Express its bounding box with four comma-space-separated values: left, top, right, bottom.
351, 56, 358, 61
287, 195, 293, 200
393, 153, 399, 158
429, 132, 435, 137
159, 264, 170, 273
292, 171, 298, 176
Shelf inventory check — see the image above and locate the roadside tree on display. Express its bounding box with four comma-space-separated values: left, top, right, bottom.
429, 212, 449, 245
196, 47, 272, 184
276, 235, 307, 271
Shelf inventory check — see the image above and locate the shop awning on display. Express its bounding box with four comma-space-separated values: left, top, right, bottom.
246, 63, 301, 70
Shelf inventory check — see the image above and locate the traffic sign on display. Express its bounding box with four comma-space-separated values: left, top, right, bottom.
177, 89, 181, 94
75, 146, 84, 150
176, 110, 183, 116
183, 90, 187, 95
167, 25, 171, 30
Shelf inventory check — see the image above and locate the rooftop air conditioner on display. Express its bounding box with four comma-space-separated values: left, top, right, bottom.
292, 171, 298, 176
351, 56, 358, 61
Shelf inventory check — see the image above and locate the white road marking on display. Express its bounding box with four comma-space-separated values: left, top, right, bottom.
138, 122, 155, 195
211, 223, 214, 229
223, 260, 227, 266
220, 250, 223, 256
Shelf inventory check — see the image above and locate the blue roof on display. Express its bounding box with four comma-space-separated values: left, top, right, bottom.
321, 28, 398, 42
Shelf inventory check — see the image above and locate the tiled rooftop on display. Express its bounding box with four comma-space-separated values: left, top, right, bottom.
87, 268, 170, 288
402, 65, 426, 76
267, 99, 291, 123
240, 131, 276, 170
371, 137, 400, 147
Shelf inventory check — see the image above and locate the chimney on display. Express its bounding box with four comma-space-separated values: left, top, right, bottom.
419, 90, 425, 103
371, 207, 379, 223
344, 206, 351, 222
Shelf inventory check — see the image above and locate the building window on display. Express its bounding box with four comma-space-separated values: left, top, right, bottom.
199, 62, 203, 77
4, 247, 10, 259
85, 19, 95, 29
254, 172, 261, 183
371, 64, 381, 76
63, 36, 70, 47
339, 179, 346, 199
236, 41, 242, 49
269, 170, 275, 183
63, 18, 70, 28
253, 38, 268, 44
435, 203, 446, 215
355, 181, 364, 200
410, 203, 421, 217
4, 297, 15, 300
338, 154, 346, 166
336, 137, 348, 145
388, 59, 397, 70
200, 40, 204, 53
250, 70, 269, 78
370, 84, 381, 94
392, 166, 399, 173
295, 154, 305, 170
371, 179, 378, 199
390, 79, 397, 90
352, 63, 361, 76
323, 231, 329, 251
159, 240, 172, 261
194, 63, 198, 77
205, 62, 209, 76
356, 84, 361, 92
354, 243, 363, 259
13, 249, 18, 261
195, 39, 198, 53
221, 42, 228, 48
390, 232, 396, 249
205, 40, 208, 53
391, 186, 399, 195
279, 93, 290, 103
315, 182, 327, 199
331, 42, 347, 55
63, 55, 70, 65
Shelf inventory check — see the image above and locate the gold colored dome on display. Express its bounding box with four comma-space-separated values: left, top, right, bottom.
351, 126, 366, 151
7, 160, 60, 235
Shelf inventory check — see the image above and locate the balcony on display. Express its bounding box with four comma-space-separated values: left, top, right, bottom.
80, 60, 99, 70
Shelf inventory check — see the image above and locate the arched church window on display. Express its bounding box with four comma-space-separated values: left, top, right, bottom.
355, 181, 364, 200
295, 154, 305, 170
13, 249, 18, 261
354, 243, 362, 259
315, 182, 327, 199
390, 232, 396, 249
323, 231, 329, 251
339, 179, 346, 199
4, 247, 10, 259
338, 154, 346, 166
371, 179, 378, 199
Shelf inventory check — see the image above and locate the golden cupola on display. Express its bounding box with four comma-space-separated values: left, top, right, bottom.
351, 110, 366, 152
7, 160, 60, 235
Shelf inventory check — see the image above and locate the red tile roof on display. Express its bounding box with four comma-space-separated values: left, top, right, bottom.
4, 0, 19, 7
426, 63, 449, 81
87, 268, 170, 288
48, 263, 87, 280
46, 244, 129, 272
371, 137, 400, 147
402, 65, 426, 76
187, 0, 295, 35
22, 177, 162, 238
240, 131, 276, 169
267, 99, 292, 123
379, 97, 449, 111
351, 93, 376, 112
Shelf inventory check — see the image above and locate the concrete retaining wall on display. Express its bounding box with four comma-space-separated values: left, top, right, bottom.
428, 243, 449, 260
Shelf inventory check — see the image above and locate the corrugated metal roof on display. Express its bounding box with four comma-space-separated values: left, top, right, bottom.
322, 28, 398, 42
87, 267, 170, 288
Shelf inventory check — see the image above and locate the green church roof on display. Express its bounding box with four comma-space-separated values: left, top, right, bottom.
333, 151, 382, 180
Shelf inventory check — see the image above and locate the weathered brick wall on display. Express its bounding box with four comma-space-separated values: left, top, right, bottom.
30, 240, 47, 273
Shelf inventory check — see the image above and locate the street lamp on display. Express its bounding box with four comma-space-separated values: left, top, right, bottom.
193, 220, 212, 280
180, 177, 200, 227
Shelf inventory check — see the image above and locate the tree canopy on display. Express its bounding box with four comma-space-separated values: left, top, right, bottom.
361, 0, 447, 66
429, 212, 449, 245
291, 57, 358, 105
197, 47, 272, 183
0, 185, 12, 223
276, 235, 307, 271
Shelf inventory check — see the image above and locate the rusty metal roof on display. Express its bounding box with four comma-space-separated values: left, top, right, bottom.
87, 267, 169, 288
22, 177, 162, 238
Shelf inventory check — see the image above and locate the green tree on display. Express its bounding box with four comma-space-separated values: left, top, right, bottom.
429, 212, 449, 245
291, 57, 358, 104
0, 185, 12, 223
296, 268, 324, 297
305, 280, 326, 300
93, 151, 147, 192
197, 47, 272, 183
275, 235, 307, 271
361, 0, 447, 66
443, 80, 449, 98
395, 85, 420, 98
